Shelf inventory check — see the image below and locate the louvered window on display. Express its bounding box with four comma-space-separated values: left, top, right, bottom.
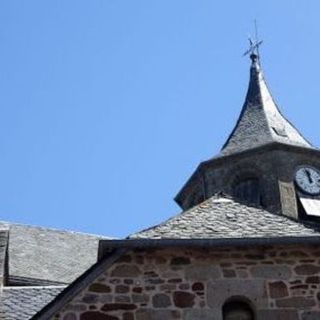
233, 178, 260, 205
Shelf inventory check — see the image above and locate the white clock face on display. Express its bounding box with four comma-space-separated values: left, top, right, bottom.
295, 166, 320, 195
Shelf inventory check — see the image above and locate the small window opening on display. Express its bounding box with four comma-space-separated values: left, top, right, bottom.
223, 300, 254, 320
272, 126, 287, 137
233, 178, 261, 205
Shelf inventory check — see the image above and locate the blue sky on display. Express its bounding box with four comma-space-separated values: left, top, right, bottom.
1, 1, 320, 237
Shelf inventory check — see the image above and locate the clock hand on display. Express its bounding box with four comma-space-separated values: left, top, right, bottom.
305, 169, 313, 184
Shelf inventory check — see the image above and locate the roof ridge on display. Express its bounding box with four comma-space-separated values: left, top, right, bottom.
259, 68, 314, 148
128, 194, 236, 239
129, 195, 245, 239
130, 193, 320, 239
259, 69, 277, 141
130, 193, 273, 239
2, 285, 67, 290
0, 220, 111, 239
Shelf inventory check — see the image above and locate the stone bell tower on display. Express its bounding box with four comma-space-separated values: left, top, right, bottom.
175, 49, 320, 221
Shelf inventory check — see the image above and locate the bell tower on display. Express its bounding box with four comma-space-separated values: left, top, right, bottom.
175, 45, 320, 221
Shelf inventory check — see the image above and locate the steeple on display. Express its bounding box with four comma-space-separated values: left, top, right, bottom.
175, 44, 320, 216
221, 52, 312, 156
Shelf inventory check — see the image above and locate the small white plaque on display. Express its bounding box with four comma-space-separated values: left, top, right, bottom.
299, 195, 320, 217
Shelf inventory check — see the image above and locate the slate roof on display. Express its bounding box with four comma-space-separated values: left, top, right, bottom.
221, 54, 313, 156
0, 221, 109, 285
32, 194, 320, 320
0, 229, 9, 282
130, 195, 320, 239
0, 286, 65, 320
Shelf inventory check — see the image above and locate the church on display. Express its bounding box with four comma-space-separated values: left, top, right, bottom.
2, 44, 320, 320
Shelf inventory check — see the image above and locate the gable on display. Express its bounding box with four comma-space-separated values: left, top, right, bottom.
33, 245, 320, 320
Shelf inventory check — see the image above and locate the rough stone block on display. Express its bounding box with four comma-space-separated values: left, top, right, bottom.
136, 309, 180, 320
207, 280, 268, 309
63, 313, 77, 320
101, 303, 137, 311
80, 311, 118, 320
173, 291, 195, 308
89, 283, 111, 293
222, 269, 236, 278
294, 264, 320, 275
269, 281, 288, 298
64, 304, 87, 312
115, 295, 130, 303
306, 276, 320, 284
132, 294, 149, 303
301, 311, 320, 320
115, 285, 129, 293
168, 278, 182, 283
250, 265, 291, 279
257, 309, 299, 320
160, 283, 176, 291
152, 293, 171, 308
276, 297, 316, 308
135, 309, 151, 320
184, 309, 216, 320
82, 294, 99, 304
98, 294, 113, 303
122, 313, 134, 320
192, 282, 204, 291
111, 265, 140, 277
185, 265, 221, 280
124, 279, 134, 285
179, 283, 190, 290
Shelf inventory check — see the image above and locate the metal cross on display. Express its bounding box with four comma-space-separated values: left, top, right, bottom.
243, 20, 263, 58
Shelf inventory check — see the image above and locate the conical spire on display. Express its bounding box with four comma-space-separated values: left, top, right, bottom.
221, 53, 312, 156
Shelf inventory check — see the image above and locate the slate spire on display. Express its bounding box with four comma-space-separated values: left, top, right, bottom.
221, 52, 312, 156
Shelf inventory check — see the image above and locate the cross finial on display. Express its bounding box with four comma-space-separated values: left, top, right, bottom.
243, 20, 263, 62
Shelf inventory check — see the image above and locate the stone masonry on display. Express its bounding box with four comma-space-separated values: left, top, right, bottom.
52, 245, 320, 320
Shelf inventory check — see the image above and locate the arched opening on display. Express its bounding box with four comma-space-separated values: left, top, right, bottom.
223, 299, 254, 320
233, 177, 261, 205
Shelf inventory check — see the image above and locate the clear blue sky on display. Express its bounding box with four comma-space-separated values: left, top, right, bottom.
1, 1, 320, 237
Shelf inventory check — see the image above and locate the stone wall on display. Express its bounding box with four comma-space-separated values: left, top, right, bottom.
176, 145, 320, 219
52, 245, 320, 320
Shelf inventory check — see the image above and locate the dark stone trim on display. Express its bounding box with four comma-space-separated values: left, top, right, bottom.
0, 229, 9, 286
8, 275, 66, 287
98, 236, 320, 258
205, 142, 320, 166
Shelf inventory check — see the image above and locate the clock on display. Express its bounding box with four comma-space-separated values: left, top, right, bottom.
295, 166, 320, 195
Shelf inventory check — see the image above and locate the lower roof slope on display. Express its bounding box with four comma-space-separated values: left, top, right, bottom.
0, 286, 65, 320
0, 221, 110, 285
130, 195, 320, 239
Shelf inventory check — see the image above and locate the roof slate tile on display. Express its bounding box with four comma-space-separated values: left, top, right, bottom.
0, 286, 65, 320
130, 196, 320, 239
0, 221, 110, 284
221, 56, 313, 156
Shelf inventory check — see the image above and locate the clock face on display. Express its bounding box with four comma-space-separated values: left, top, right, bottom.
295, 166, 320, 195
